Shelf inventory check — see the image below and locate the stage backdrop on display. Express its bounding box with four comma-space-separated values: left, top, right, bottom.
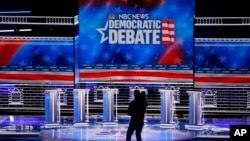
78, 0, 194, 83
194, 0, 250, 87
0, 37, 74, 84
0, 0, 78, 84
194, 38, 250, 87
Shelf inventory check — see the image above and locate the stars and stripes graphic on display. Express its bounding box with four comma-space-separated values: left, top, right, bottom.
77, 0, 193, 83
0, 39, 27, 65
162, 19, 175, 45
0, 0, 194, 85
194, 38, 250, 87
0, 37, 74, 84
158, 40, 183, 65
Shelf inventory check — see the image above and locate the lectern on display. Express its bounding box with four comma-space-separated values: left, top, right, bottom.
44, 89, 61, 128
73, 89, 90, 126
100, 88, 118, 127
185, 91, 204, 130
158, 88, 179, 128
185, 90, 217, 130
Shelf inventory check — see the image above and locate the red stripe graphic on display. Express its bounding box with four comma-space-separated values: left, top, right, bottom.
0, 72, 74, 84
79, 70, 193, 83
0, 39, 28, 65
194, 74, 250, 87
158, 40, 183, 65
195, 76, 250, 83
80, 71, 191, 79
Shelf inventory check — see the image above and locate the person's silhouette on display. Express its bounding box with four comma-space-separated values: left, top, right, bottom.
140, 91, 149, 107
126, 90, 147, 141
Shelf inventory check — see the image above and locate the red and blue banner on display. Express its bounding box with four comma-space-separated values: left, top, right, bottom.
78, 0, 194, 83
0, 37, 74, 84
194, 38, 250, 87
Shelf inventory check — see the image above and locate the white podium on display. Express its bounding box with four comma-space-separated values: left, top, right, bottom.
73, 89, 90, 126
185, 91, 204, 130
100, 88, 118, 127
44, 89, 61, 128
185, 90, 217, 130
159, 88, 179, 128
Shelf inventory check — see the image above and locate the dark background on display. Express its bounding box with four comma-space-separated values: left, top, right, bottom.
0, 0, 78, 16
0, 0, 78, 36
195, 0, 250, 17
1, 0, 248, 19
195, 0, 250, 38
0, 0, 249, 37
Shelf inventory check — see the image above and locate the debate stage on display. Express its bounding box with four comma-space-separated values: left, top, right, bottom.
0, 115, 246, 141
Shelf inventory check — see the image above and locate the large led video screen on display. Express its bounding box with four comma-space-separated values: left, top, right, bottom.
194, 38, 250, 87
78, 0, 194, 83
0, 37, 74, 84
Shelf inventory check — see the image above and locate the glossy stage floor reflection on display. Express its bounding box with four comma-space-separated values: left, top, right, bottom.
40, 124, 195, 141
1, 115, 249, 141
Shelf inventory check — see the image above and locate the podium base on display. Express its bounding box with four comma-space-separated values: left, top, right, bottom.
185, 124, 204, 131
160, 123, 177, 129
102, 122, 118, 127
44, 123, 60, 128
74, 122, 89, 127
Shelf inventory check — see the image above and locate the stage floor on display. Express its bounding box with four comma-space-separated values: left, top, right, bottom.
0, 115, 249, 141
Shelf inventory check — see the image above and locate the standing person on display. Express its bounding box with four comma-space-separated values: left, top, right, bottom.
126, 90, 147, 141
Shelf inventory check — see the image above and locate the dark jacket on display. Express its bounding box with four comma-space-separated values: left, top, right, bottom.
128, 92, 148, 123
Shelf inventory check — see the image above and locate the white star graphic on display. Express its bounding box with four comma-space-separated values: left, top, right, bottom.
96, 21, 109, 43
